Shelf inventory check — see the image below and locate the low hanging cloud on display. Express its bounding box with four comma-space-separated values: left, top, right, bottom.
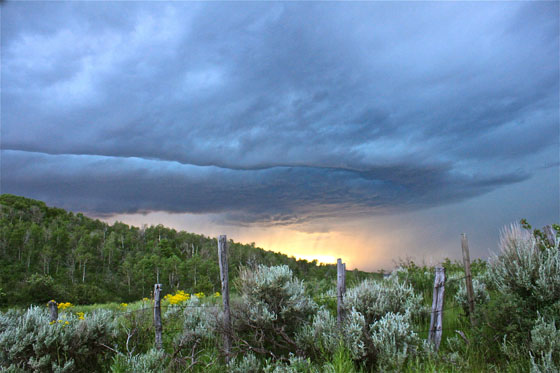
2, 150, 528, 226
1, 1, 558, 226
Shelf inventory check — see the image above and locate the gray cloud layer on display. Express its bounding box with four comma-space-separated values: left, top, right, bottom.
1, 2, 558, 225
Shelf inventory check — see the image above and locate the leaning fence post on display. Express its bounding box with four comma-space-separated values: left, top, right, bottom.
428, 267, 445, 351
154, 283, 163, 350
337, 258, 346, 326
47, 300, 58, 322
218, 235, 232, 364
461, 233, 475, 324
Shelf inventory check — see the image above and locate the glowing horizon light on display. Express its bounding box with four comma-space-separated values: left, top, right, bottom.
293, 254, 339, 265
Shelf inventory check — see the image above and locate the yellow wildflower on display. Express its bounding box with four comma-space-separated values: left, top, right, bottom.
164, 290, 190, 305
49, 321, 55, 325
120, 303, 128, 308
64, 321, 69, 325
57, 302, 73, 310
194, 292, 205, 298
213, 292, 220, 298
76, 312, 85, 320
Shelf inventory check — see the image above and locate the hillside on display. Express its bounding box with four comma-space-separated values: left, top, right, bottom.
0, 194, 377, 306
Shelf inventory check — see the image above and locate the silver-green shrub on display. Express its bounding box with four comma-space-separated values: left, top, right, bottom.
170, 296, 219, 355
233, 265, 317, 357
488, 223, 560, 304
370, 311, 420, 371
530, 315, 560, 372
262, 354, 318, 373
110, 348, 167, 373
296, 306, 366, 362
339, 276, 426, 368
481, 222, 560, 367
454, 277, 489, 315
0, 306, 118, 372
342, 308, 367, 360
344, 277, 424, 326
228, 352, 263, 373
296, 307, 339, 355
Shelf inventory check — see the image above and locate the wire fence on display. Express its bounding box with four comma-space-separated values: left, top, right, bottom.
106, 267, 480, 348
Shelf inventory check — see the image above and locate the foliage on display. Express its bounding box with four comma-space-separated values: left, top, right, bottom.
110, 349, 167, 373
335, 275, 427, 369
370, 311, 420, 371
232, 265, 317, 358
0, 306, 119, 372
1, 199, 557, 372
529, 314, 560, 372
344, 275, 426, 326
322, 344, 358, 373
0, 194, 377, 307
169, 296, 219, 368
475, 221, 560, 367
296, 307, 339, 358
488, 223, 560, 305
454, 277, 489, 316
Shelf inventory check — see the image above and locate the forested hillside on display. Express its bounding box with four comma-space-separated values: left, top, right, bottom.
0, 194, 376, 306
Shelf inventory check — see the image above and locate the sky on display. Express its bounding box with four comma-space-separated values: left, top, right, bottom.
1, 1, 558, 271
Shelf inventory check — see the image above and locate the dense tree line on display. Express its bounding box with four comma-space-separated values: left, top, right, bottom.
0, 194, 376, 306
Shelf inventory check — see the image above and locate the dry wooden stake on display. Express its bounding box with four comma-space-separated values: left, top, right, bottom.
461, 233, 475, 324
218, 235, 232, 364
543, 225, 557, 248
48, 300, 58, 322
154, 283, 163, 350
337, 258, 346, 326
428, 267, 445, 351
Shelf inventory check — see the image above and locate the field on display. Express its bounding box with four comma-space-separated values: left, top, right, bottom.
1, 222, 559, 372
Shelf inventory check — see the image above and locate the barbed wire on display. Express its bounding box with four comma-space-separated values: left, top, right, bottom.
114, 303, 221, 317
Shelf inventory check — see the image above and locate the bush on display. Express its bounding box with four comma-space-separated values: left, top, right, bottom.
232, 265, 317, 358
24, 274, 63, 304
488, 224, 559, 305
296, 307, 339, 358
110, 349, 167, 373
454, 277, 489, 316
530, 315, 560, 372
477, 222, 560, 366
370, 311, 420, 371
170, 296, 219, 367
0, 306, 119, 372
337, 276, 426, 369
229, 352, 263, 373
344, 276, 425, 326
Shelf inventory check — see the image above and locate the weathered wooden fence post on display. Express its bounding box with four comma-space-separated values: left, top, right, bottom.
47, 300, 58, 322
543, 225, 557, 248
154, 283, 163, 350
428, 267, 445, 351
461, 233, 475, 324
218, 235, 232, 364
337, 258, 346, 326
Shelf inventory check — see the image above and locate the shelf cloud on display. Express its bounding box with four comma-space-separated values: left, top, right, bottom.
1, 2, 558, 231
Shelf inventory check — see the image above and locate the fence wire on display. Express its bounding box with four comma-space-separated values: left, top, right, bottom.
108, 266, 478, 346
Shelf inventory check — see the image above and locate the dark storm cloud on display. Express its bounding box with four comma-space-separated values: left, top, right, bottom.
1, 1, 558, 224
1, 150, 528, 225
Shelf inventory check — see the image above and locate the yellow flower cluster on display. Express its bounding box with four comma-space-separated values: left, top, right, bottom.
164, 290, 190, 305
76, 312, 85, 320
213, 292, 221, 298
57, 302, 73, 310
142, 297, 150, 302
194, 292, 205, 298
120, 303, 128, 309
